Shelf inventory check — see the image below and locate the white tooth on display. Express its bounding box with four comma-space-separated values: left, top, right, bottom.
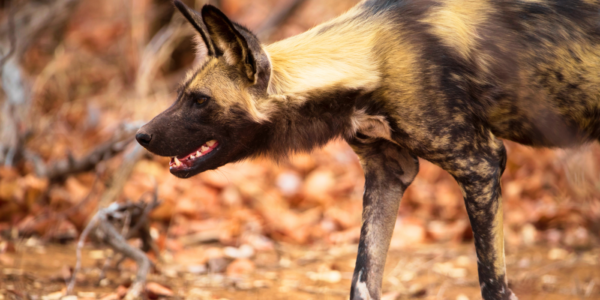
174, 157, 182, 166
190, 155, 196, 159
206, 140, 216, 147
196, 151, 202, 156
201, 146, 209, 152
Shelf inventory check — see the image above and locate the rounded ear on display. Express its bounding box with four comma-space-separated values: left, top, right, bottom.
201, 5, 258, 83
173, 0, 217, 57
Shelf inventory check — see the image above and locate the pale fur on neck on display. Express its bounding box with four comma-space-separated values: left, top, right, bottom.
264, 6, 385, 96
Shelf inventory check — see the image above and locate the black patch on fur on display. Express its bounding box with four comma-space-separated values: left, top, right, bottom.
250, 88, 366, 159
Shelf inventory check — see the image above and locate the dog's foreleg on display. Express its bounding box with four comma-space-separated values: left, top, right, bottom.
349, 139, 419, 300
445, 138, 517, 300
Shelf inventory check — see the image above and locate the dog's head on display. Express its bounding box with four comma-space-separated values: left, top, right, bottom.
136, 1, 272, 178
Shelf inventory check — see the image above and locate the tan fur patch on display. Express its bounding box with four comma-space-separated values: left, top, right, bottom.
266, 9, 386, 95
422, 0, 493, 60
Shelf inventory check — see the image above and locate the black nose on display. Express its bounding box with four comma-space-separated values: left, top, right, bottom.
136, 132, 152, 147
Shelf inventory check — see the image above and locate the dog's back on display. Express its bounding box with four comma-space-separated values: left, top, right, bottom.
292, 0, 600, 149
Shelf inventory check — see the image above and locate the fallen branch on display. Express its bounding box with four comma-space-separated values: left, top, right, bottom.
29, 122, 143, 181
68, 192, 161, 298
97, 209, 151, 300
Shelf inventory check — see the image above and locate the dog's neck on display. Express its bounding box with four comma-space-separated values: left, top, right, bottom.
251, 86, 376, 160
249, 9, 406, 158
263, 7, 385, 97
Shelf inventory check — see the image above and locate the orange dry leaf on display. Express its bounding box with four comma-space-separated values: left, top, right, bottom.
146, 282, 174, 297
226, 258, 255, 277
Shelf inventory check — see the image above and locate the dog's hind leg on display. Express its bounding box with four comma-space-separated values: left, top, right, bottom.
434, 135, 517, 300
348, 138, 419, 300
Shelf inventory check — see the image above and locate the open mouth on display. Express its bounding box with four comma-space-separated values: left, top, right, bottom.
169, 140, 219, 171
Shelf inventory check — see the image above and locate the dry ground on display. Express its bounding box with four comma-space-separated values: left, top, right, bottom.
1, 242, 598, 300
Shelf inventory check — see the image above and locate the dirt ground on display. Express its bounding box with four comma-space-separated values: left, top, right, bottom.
1, 241, 598, 300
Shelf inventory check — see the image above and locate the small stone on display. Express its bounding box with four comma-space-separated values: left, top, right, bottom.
521, 224, 537, 246
307, 270, 342, 283
89, 250, 105, 260
234, 280, 253, 290
163, 267, 179, 278
455, 256, 471, 267
224, 244, 255, 259
187, 265, 207, 274
279, 257, 292, 268
548, 248, 568, 260
399, 270, 415, 282
542, 275, 557, 285
41, 291, 63, 300
99, 278, 111, 287
253, 280, 271, 288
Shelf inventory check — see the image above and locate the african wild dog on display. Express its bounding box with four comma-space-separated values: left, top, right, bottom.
136, 0, 600, 299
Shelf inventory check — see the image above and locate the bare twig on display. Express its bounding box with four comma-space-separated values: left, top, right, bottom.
35, 123, 142, 181
0, 0, 17, 68
68, 191, 160, 297
98, 209, 151, 300
97, 252, 114, 285
1, 0, 84, 166
68, 212, 100, 294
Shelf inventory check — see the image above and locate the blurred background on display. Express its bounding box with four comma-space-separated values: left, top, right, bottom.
0, 0, 599, 299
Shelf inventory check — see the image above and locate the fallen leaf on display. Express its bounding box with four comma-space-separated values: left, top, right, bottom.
146, 282, 174, 297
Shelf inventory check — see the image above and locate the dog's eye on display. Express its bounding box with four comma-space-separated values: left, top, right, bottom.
195, 97, 209, 106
